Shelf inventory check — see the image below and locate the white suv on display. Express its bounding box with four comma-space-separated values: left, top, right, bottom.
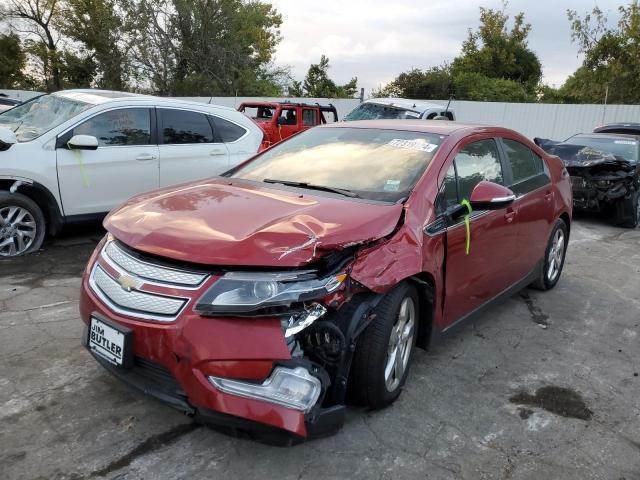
0, 90, 264, 257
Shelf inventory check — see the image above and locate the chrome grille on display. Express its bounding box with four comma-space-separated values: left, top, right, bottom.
104, 241, 207, 288
90, 265, 186, 320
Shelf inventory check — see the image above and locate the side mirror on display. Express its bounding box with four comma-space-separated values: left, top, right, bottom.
67, 134, 98, 151
0, 126, 17, 151
469, 181, 516, 210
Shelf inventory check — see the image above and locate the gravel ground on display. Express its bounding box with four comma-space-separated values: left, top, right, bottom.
1, 217, 639, 480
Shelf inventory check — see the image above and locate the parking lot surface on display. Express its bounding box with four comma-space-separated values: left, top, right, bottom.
1, 218, 639, 480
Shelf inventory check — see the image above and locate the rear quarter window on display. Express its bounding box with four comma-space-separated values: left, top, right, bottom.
212, 116, 248, 142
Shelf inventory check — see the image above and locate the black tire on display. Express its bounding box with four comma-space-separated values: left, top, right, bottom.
0, 191, 46, 257
614, 190, 640, 228
531, 219, 568, 291
349, 282, 419, 409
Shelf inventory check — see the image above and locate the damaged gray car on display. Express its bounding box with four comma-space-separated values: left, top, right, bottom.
535, 133, 640, 228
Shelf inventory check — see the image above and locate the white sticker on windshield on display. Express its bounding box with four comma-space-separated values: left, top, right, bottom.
388, 138, 438, 153
384, 180, 401, 192
614, 140, 636, 145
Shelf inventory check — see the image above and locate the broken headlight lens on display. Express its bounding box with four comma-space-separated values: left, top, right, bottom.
195, 271, 346, 315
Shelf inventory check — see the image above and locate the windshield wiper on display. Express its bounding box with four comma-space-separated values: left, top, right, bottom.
263, 178, 359, 198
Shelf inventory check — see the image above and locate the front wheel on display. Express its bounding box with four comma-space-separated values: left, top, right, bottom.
349, 283, 419, 409
615, 190, 640, 228
531, 219, 568, 291
0, 192, 46, 257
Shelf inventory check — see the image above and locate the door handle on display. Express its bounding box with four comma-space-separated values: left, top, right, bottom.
504, 211, 516, 223
136, 153, 156, 161
209, 149, 226, 156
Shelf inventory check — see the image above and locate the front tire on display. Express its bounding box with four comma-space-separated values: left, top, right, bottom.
531, 219, 568, 291
0, 192, 46, 257
615, 190, 640, 228
349, 283, 419, 409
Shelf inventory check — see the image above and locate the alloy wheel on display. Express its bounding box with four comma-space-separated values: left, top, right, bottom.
0, 206, 37, 257
384, 296, 416, 392
547, 229, 565, 282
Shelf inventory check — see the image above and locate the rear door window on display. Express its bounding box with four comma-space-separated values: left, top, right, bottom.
74, 108, 151, 146
160, 109, 214, 144
454, 139, 504, 200
302, 109, 317, 126
501, 138, 550, 195
502, 139, 542, 182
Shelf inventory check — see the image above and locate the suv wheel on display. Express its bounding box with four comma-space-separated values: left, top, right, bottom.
532, 219, 568, 290
615, 190, 640, 228
349, 283, 419, 409
0, 192, 45, 257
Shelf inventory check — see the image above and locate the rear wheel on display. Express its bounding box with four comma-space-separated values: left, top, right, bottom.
349, 283, 419, 409
0, 192, 45, 257
531, 219, 568, 291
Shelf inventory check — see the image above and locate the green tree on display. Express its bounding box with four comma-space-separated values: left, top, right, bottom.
300, 55, 357, 98
452, 3, 542, 91
0, 0, 63, 91
561, 1, 640, 104
126, 0, 283, 95
0, 33, 27, 88
56, 0, 130, 90
372, 66, 452, 99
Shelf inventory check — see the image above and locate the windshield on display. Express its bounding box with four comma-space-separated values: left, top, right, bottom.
228, 127, 444, 202
240, 105, 276, 123
0, 94, 93, 142
344, 103, 421, 121
565, 135, 639, 163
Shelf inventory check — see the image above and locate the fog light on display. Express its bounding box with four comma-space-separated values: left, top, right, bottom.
209, 366, 321, 412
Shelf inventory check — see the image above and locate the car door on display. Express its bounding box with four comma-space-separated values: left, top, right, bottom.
209, 115, 251, 169
499, 137, 554, 276
56, 107, 159, 216
436, 138, 520, 327
276, 107, 299, 141
157, 108, 230, 187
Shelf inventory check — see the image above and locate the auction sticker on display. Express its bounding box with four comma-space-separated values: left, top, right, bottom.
388, 138, 438, 153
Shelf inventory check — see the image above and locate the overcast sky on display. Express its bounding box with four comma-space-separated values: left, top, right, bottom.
270, 0, 624, 95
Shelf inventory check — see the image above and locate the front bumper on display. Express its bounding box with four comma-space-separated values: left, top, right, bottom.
79, 242, 345, 443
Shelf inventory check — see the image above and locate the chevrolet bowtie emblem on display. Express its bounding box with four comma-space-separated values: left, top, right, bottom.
117, 274, 139, 292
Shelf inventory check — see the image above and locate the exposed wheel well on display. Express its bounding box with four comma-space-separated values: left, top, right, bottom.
407, 273, 436, 350
0, 180, 64, 236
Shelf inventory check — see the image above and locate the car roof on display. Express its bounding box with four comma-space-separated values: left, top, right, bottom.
572, 132, 640, 141
50, 89, 237, 113
363, 98, 449, 113
320, 119, 505, 136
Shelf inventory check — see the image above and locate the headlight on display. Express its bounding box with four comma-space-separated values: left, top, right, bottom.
194, 271, 346, 315
209, 366, 322, 412
595, 179, 611, 187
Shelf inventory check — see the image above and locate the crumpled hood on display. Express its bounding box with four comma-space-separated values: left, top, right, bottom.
535, 138, 633, 169
105, 179, 403, 267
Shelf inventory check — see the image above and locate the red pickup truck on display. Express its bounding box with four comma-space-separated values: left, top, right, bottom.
238, 101, 338, 148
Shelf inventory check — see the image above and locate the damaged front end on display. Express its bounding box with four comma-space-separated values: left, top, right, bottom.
191, 242, 385, 441
535, 139, 639, 212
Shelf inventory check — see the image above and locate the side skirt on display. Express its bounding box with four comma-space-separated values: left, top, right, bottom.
429, 260, 543, 348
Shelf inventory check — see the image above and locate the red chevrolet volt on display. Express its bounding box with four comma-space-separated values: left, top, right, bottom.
80, 120, 572, 444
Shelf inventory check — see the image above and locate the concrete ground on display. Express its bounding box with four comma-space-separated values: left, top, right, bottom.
1, 217, 639, 480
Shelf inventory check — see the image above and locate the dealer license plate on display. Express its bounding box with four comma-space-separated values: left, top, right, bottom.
89, 317, 127, 366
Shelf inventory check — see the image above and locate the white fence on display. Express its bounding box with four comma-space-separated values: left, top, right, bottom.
181, 96, 640, 141
3, 89, 639, 141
